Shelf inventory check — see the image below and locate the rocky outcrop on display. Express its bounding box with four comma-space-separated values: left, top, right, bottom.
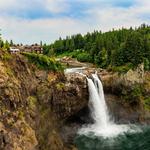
59, 57, 93, 68
99, 63, 145, 93
98, 64, 150, 124
0, 51, 88, 150
51, 74, 88, 119
106, 94, 145, 124
0, 120, 38, 150
79, 63, 144, 92
121, 63, 144, 86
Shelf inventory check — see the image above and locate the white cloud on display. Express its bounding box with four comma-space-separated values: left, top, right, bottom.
0, 0, 17, 9
85, 8, 143, 31
82, 0, 150, 30
0, 0, 150, 44
132, 0, 150, 16
45, 0, 70, 13
0, 0, 41, 17
0, 16, 91, 44
0, 0, 71, 16
0, 0, 29, 11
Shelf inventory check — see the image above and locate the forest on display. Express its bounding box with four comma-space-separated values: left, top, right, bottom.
43, 24, 150, 72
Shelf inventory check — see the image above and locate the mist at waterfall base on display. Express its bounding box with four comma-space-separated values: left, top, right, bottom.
74, 73, 150, 150
75, 126, 150, 150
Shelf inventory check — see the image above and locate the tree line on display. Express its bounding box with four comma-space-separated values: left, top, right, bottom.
0, 31, 14, 50
43, 24, 150, 71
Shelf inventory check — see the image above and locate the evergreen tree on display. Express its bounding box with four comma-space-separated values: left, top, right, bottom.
43, 24, 150, 70
0, 40, 4, 48
65, 38, 70, 51
74, 34, 85, 49
4, 40, 10, 50
0, 30, 3, 48
69, 39, 75, 51
10, 40, 13, 46
123, 32, 144, 66
54, 37, 64, 54
40, 41, 43, 46
95, 47, 108, 67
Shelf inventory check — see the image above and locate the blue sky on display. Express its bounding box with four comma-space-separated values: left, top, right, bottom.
0, 0, 150, 44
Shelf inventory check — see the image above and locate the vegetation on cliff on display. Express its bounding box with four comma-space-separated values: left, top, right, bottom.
0, 32, 10, 50
21, 52, 64, 72
43, 24, 150, 72
119, 82, 150, 114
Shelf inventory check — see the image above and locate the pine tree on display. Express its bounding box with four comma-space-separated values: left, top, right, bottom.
4, 40, 10, 50
69, 39, 75, 51
54, 37, 64, 54
10, 40, 14, 46
40, 41, 43, 46
0, 30, 3, 48
0, 40, 4, 48
95, 47, 108, 67
123, 32, 144, 66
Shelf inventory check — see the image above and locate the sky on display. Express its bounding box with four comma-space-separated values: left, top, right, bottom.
0, 0, 150, 44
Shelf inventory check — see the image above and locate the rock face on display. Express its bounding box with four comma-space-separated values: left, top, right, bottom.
51, 74, 88, 119
0, 51, 88, 150
121, 63, 144, 86
105, 94, 144, 124
96, 64, 145, 93
59, 57, 93, 68
97, 64, 150, 124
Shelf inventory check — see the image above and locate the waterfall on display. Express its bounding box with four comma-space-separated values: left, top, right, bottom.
64, 68, 140, 137
87, 74, 112, 127
79, 73, 138, 137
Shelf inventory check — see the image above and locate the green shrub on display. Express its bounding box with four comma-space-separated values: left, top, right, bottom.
130, 85, 143, 99
56, 82, 65, 90
56, 50, 82, 58
6, 67, 14, 77
77, 52, 92, 62
121, 85, 143, 104
27, 96, 37, 110
18, 110, 24, 120
144, 97, 150, 110
1, 52, 12, 61
110, 63, 133, 74
22, 52, 64, 72
144, 58, 150, 71
71, 50, 82, 58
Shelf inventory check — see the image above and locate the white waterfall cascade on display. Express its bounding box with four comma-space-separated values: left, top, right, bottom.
87, 74, 112, 127
79, 73, 140, 138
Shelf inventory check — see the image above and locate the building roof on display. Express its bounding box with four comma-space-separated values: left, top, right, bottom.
10, 47, 20, 52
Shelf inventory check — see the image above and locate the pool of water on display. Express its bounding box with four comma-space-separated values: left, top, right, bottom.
75, 125, 150, 150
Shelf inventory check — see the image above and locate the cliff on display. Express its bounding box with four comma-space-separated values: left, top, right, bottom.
0, 50, 88, 150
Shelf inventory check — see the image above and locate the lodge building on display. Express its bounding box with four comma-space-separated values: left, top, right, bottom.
9, 44, 43, 54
